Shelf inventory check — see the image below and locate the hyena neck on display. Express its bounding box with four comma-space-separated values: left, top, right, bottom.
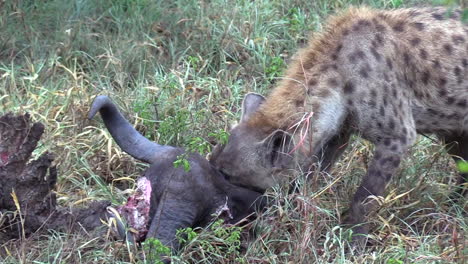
245, 71, 314, 137
245, 75, 323, 144
245, 109, 280, 136
244, 21, 347, 137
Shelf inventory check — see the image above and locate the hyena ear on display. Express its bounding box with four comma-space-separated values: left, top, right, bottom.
241, 93, 265, 123
262, 130, 293, 169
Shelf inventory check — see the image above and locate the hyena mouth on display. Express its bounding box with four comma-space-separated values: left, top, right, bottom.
232, 180, 266, 194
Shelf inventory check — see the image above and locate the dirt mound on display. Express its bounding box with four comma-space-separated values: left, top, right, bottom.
0, 113, 110, 245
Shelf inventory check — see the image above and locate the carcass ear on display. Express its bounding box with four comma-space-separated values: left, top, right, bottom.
241, 93, 265, 123
262, 130, 293, 168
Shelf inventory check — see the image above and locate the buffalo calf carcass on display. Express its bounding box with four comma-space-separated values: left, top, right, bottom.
88, 95, 264, 252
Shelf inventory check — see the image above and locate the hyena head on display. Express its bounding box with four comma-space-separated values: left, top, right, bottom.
210, 93, 293, 192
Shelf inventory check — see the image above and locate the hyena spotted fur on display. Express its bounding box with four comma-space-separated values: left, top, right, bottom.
210, 6, 467, 240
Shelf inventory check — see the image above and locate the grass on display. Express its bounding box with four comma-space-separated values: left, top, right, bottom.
0, 0, 466, 263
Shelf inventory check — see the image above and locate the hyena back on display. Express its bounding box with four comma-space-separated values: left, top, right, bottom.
210, 6, 467, 240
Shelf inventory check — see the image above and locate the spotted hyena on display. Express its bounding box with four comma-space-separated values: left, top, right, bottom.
210, 6, 468, 240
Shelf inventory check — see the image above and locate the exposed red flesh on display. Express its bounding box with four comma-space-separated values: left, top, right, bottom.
0, 151, 9, 165
117, 177, 152, 242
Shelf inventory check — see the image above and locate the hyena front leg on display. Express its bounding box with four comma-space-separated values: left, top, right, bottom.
314, 129, 351, 173
306, 90, 349, 174
440, 133, 468, 199
291, 129, 351, 193
344, 135, 415, 244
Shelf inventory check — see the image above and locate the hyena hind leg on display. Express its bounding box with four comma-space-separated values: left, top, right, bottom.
440, 133, 468, 200
344, 134, 415, 245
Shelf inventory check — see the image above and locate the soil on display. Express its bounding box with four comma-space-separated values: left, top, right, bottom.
0, 113, 111, 245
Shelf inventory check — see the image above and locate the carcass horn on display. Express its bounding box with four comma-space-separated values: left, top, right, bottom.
88, 95, 174, 164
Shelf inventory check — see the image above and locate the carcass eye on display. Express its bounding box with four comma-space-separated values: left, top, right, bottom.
220, 170, 231, 181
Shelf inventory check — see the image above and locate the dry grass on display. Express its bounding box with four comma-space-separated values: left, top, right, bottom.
0, 0, 466, 263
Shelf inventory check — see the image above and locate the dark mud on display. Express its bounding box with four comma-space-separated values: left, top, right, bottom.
0, 113, 110, 245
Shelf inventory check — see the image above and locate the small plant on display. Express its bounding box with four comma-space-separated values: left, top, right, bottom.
209, 129, 230, 145
187, 55, 201, 70
286, 7, 304, 32
431, 0, 458, 6
390, 0, 403, 8
387, 258, 404, 264
172, 136, 212, 172
187, 136, 211, 155
210, 219, 242, 254
265, 56, 285, 79
133, 99, 153, 120
173, 153, 191, 172
142, 237, 171, 264
133, 97, 158, 137
176, 227, 199, 244
462, 8, 468, 23
158, 109, 190, 145
457, 160, 468, 173
177, 219, 243, 260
